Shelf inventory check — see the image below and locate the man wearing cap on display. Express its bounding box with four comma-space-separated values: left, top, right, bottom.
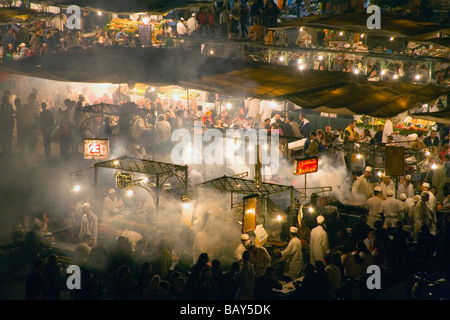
18, 43, 30, 59
421, 182, 437, 234
102, 188, 124, 221
379, 189, 404, 232
245, 240, 271, 277
187, 13, 199, 35
397, 175, 415, 199
310, 215, 330, 264
379, 175, 395, 199
177, 18, 187, 36
399, 193, 415, 227
366, 186, 384, 228
352, 166, 376, 201
275, 226, 303, 281
79, 203, 98, 247
412, 192, 433, 240
234, 234, 250, 262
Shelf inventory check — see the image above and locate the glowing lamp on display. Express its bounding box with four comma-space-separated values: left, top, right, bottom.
299, 64, 305, 70
226, 103, 232, 110
339, 32, 343, 36
279, 56, 284, 62
354, 69, 359, 75
356, 154, 362, 159
210, 50, 214, 55
276, 215, 282, 222
389, 37, 394, 41
74, 185, 81, 192
298, 58, 303, 64
431, 163, 437, 170
142, 17, 150, 24
318, 55, 323, 60
98, 11, 102, 16
415, 75, 421, 80
127, 189, 133, 196
381, 70, 386, 75
393, 74, 398, 79
242, 195, 258, 233
308, 206, 314, 213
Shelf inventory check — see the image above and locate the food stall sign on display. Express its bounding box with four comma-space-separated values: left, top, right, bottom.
294, 157, 319, 175
84, 139, 109, 160
385, 146, 405, 176
116, 172, 133, 189
242, 195, 258, 233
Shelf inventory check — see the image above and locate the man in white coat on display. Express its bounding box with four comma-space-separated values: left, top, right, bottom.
366, 186, 384, 228
397, 174, 415, 199
310, 215, 329, 264
379, 189, 404, 230
245, 98, 261, 119
352, 166, 376, 201
102, 188, 124, 220
79, 203, 98, 247
187, 13, 199, 35
379, 175, 395, 199
276, 226, 303, 281
234, 233, 250, 262
421, 182, 437, 234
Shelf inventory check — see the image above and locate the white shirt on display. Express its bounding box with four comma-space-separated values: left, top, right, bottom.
397, 182, 415, 199
102, 196, 123, 219
234, 243, 246, 262
379, 197, 404, 228
379, 180, 395, 198
259, 100, 272, 122
186, 17, 198, 35
177, 22, 187, 35
280, 236, 303, 280
310, 225, 329, 264
366, 196, 384, 228
245, 98, 261, 119
382, 119, 394, 143
79, 212, 98, 244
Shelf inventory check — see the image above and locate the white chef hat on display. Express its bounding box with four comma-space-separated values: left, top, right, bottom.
387, 189, 394, 197
399, 193, 407, 201
241, 234, 250, 241
374, 186, 382, 192
422, 182, 430, 189
413, 195, 422, 203
405, 175, 411, 180
365, 166, 373, 172
109, 188, 116, 194
290, 226, 298, 234
317, 215, 325, 225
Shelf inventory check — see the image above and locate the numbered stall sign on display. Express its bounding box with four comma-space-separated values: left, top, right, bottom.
84, 139, 109, 160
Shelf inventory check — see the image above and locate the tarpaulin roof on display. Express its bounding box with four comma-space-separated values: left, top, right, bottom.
410, 106, 450, 125
415, 37, 450, 49
37, 0, 215, 14
0, 7, 55, 25
279, 13, 450, 40
0, 46, 448, 118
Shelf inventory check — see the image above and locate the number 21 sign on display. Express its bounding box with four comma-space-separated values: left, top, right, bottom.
84, 139, 109, 160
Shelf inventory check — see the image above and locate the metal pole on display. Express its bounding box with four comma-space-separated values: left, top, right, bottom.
156, 174, 160, 217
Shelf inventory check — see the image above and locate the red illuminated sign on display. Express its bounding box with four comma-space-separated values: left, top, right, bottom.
84, 139, 109, 160
294, 157, 319, 175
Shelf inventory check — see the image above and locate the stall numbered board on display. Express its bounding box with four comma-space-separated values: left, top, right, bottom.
84, 139, 109, 160
116, 172, 133, 189
385, 146, 405, 176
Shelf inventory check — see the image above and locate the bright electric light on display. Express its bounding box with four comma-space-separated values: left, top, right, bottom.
377, 171, 382, 177
127, 189, 133, 196
142, 177, 149, 183
360, 34, 365, 38
389, 37, 394, 41
98, 11, 102, 16
415, 75, 420, 80
276, 215, 282, 221
279, 56, 284, 62
182, 202, 192, 210
356, 154, 362, 159
339, 31, 343, 36
425, 151, 431, 156
248, 145, 254, 152
393, 74, 398, 79
74, 185, 81, 192
308, 206, 314, 213
431, 163, 437, 170
355, 143, 360, 148
381, 70, 386, 75
263, 144, 268, 150
210, 50, 214, 55
113, 160, 119, 166
142, 17, 150, 24
150, 86, 155, 92
318, 55, 323, 60
270, 102, 277, 109
354, 69, 359, 74
299, 27, 303, 32
297, 58, 303, 64
226, 103, 232, 109
299, 64, 305, 70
